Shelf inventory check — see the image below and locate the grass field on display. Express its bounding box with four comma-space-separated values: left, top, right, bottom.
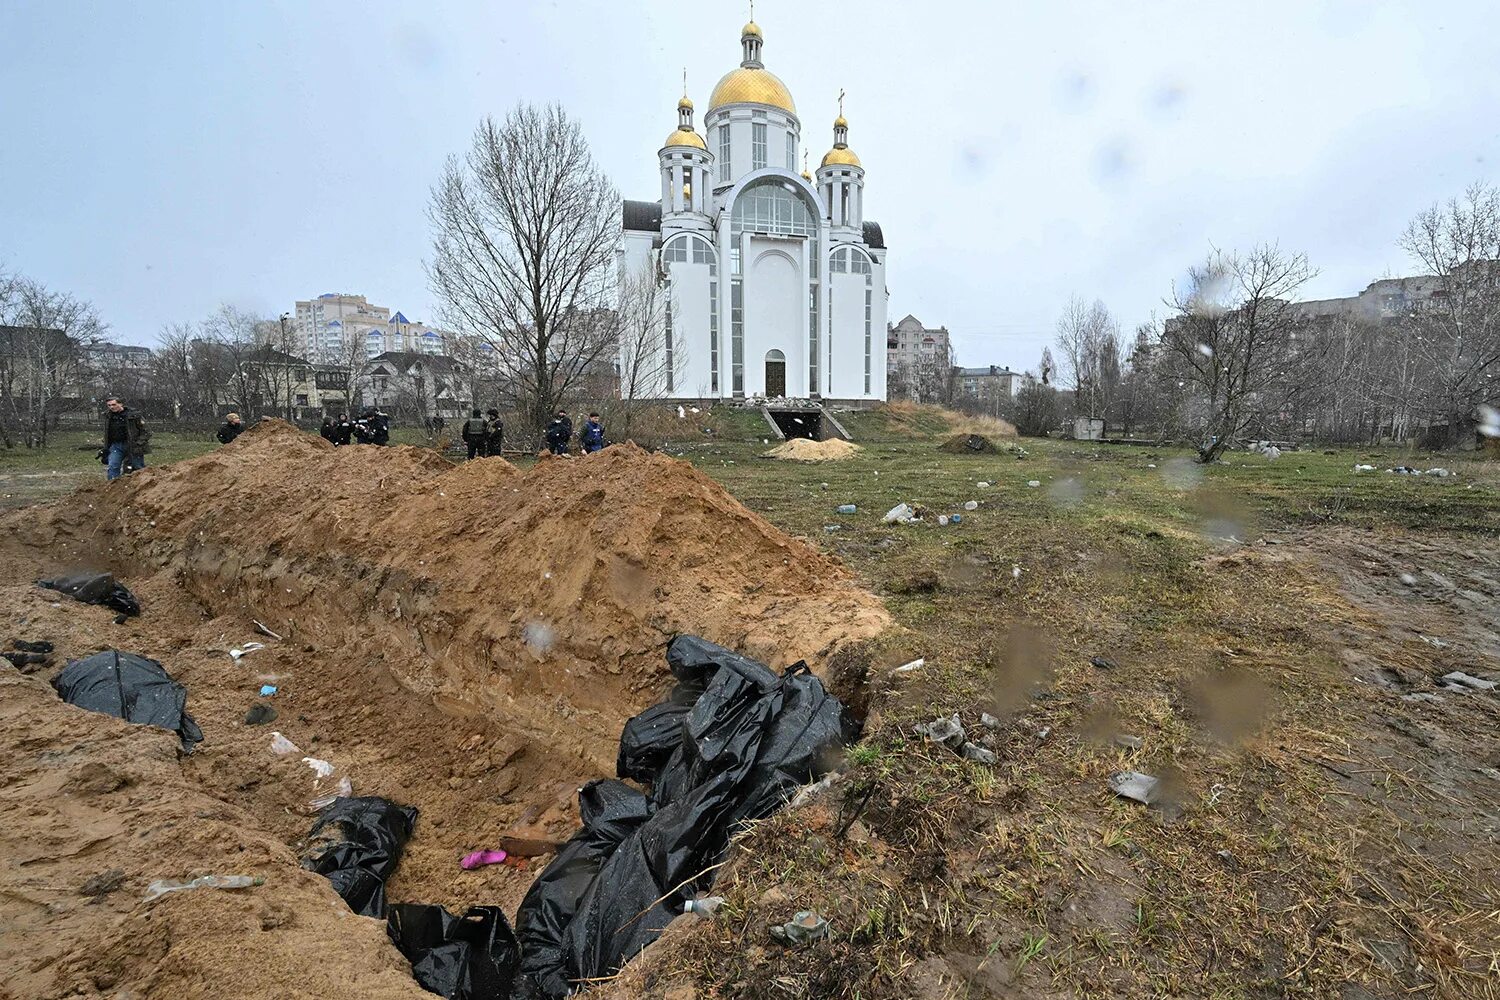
5, 412, 1498, 997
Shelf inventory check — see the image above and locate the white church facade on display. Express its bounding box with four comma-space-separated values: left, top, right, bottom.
620, 19, 888, 403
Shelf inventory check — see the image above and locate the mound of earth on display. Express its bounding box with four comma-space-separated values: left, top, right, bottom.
0, 419, 894, 998
939, 433, 1000, 453
7, 420, 888, 713
764, 437, 862, 462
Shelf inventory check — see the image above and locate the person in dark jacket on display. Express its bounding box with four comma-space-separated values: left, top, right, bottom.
543, 410, 572, 455
484, 409, 504, 457
319, 415, 336, 443
333, 413, 353, 446
216, 412, 244, 445
101, 397, 151, 481
579, 412, 605, 454
460, 408, 489, 460
368, 409, 390, 446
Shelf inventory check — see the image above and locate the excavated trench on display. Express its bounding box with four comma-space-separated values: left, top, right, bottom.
0, 421, 891, 998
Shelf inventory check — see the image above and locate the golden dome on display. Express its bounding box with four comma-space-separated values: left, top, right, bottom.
741, 20, 762, 38
663, 128, 707, 150
834, 114, 848, 128
708, 66, 796, 113
800, 170, 813, 181
678, 95, 693, 110
820, 146, 862, 168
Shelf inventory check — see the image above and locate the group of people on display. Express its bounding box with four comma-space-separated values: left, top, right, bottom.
317, 409, 391, 447
544, 410, 605, 456
459, 409, 506, 459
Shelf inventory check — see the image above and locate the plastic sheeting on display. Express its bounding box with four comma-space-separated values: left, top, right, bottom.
51, 650, 202, 749
302, 796, 419, 918
515, 635, 857, 997
37, 571, 141, 617
387, 904, 521, 1000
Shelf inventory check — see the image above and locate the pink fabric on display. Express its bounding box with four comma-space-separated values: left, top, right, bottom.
460, 849, 508, 870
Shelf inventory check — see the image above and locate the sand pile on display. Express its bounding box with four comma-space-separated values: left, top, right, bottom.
11, 421, 889, 714
764, 437, 863, 462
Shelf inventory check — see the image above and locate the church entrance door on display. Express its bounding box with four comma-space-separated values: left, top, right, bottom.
765, 349, 787, 398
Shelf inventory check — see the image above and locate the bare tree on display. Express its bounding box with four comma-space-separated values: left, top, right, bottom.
1157, 244, 1319, 463
0, 274, 104, 448
614, 257, 679, 441
1055, 296, 1123, 421
427, 103, 620, 440
1396, 181, 1500, 446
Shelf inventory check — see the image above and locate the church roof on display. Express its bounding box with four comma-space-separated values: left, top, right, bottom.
709, 67, 796, 114
862, 221, 885, 249
623, 200, 662, 233
662, 127, 707, 150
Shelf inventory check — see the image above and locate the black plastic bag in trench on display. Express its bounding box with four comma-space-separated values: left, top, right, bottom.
302, 796, 418, 918
37, 570, 141, 617
387, 904, 521, 1000
51, 650, 203, 750
516, 635, 857, 997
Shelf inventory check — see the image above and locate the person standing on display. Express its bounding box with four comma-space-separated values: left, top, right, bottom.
332, 413, 353, 446
543, 410, 572, 455
369, 408, 391, 446
216, 412, 245, 445
101, 397, 151, 481
579, 412, 605, 454
319, 415, 336, 443
484, 409, 504, 457
460, 408, 489, 460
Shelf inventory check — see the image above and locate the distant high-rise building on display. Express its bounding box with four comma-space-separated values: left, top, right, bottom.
293, 293, 460, 359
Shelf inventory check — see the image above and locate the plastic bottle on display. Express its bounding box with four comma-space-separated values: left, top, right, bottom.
683, 895, 725, 915
836, 504, 857, 514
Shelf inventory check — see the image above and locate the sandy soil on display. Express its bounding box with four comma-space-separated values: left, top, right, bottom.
0, 423, 892, 999
764, 438, 863, 462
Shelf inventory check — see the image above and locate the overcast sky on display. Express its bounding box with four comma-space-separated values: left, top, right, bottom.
4, 0, 1498, 370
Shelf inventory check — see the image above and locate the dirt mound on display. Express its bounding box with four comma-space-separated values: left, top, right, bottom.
938, 433, 999, 453
764, 437, 862, 462
10, 420, 889, 710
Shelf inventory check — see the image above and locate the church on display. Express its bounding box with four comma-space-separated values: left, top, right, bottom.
620, 18, 888, 403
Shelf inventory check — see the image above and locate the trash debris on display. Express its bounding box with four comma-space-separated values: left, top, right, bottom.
1425, 468, 1452, 477
937, 515, 949, 526
460, 850, 510, 870
683, 895, 725, 915
976, 481, 991, 489
1262, 446, 1282, 460
9, 638, 54, 653
513, 635, 856, 997
269, 731, 300, 755
51, 650, 203, 750
302, 757, 353, 811
37, 571, 140, 617
963, 500, 979, 511
882, 502, 913, 524
1113, 734, 1144, 750
1027, 480, 1041, 488
144, 874, 263, 901
770, 910, 829, 946
2, 648, 52, 672
302, 796, 419, 918
950, 514, 962, 524
1109, 770, 1159, 805
823, 524, 842, 533
78, 869, 126, 898
960, 742, 997, 765
1090, 655, 1118, 670
915, 713, 966, 751
1441, 671, 1496, 692
251, 619, 283, 640
790, 772, 837, 807
1353, 464, 1375, 472
243, 702, 277, 725
229, 641, 266, 661
387, 903, 521, 1000
892, 658, 925, 675
259, 684, 278, 697
836, 504, 858, 514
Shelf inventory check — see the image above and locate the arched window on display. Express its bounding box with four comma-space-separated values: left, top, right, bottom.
728, 177, 820, 396
661, 234, 719, 394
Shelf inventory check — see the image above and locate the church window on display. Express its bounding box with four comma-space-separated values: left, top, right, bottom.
718, 126, 731, 183
664, 286, 674, 392
752, 123, 767, 170
785, 132, 796, 171
731, 281, 744, 395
